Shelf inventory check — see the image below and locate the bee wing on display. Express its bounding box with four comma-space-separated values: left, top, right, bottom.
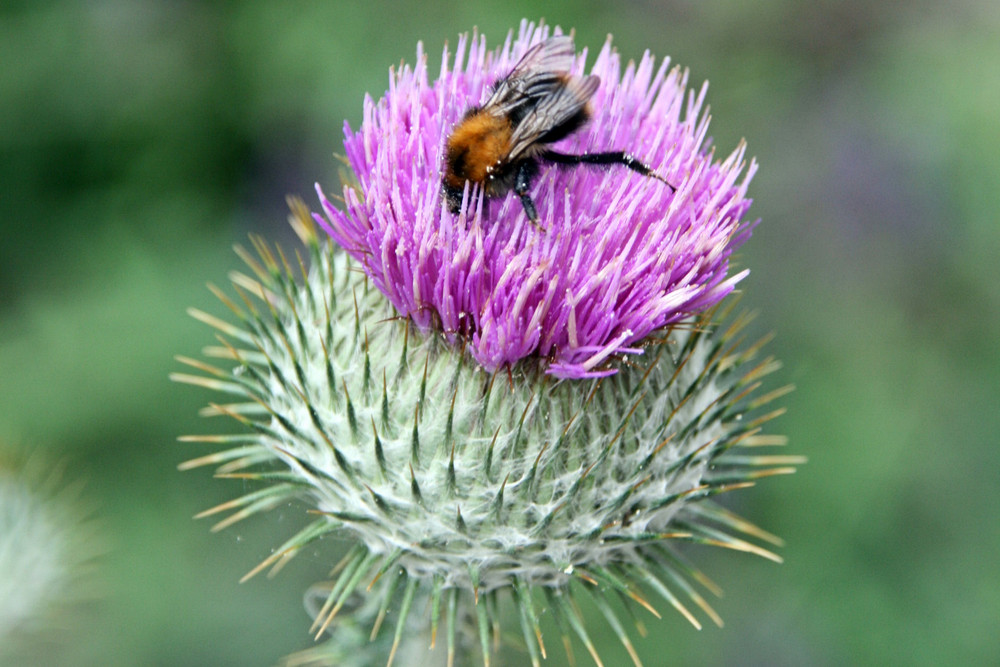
484, 36, 578, 116
506, 73, 600, 158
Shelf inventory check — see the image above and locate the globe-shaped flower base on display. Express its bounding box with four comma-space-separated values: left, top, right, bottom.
174, 203, 799, 666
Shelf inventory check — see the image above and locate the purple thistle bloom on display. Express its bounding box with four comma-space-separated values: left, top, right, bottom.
316, 20, 757, 378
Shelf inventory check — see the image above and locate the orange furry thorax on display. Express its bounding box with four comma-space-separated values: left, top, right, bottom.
444, 111, 513, 188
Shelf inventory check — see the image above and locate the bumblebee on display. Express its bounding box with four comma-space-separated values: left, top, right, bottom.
443, 35, 673, 223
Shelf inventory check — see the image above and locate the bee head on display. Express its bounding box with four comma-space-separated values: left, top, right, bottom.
442, 182, 465, 214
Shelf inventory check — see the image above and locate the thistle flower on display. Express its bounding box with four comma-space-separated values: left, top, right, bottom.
316, 21, 756, 378
0, 453, 102, 664
175, 22, 798, 667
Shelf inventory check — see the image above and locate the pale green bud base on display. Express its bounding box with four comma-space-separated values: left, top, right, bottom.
174, 200, 800, 667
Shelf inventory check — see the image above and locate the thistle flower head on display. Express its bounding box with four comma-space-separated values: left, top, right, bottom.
175, 22, 797, 667
0, 453, 102, 664
176, 221, 795, 665
317, 20, 757, 378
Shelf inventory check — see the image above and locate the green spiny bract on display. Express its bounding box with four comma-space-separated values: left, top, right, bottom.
174, 203, 798, 667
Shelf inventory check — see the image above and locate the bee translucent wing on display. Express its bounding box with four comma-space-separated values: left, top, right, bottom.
507, 35, 576, 81
484, 36, 578, 115
506, 74, 600, 158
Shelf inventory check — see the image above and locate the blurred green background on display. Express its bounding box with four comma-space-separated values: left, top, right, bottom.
2, 1, 998, 665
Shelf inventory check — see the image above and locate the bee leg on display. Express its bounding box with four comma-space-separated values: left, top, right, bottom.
514, 160, 541, 226
518, 192, 540, 226
541, 150, 675, 191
